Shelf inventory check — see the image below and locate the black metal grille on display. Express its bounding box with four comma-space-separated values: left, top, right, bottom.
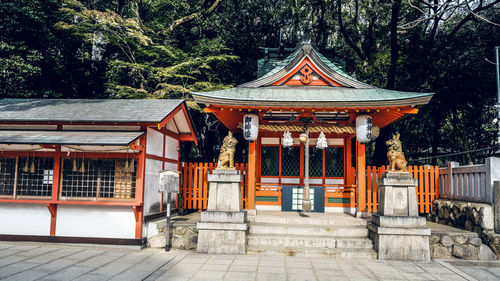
261, 146, 279, 176
281, 146, 300, 176
0, 158, 16, 196
309, 147, 323, 177
61, 159, 136, 199
325, 147, 344, 177
16, 157, 54, 197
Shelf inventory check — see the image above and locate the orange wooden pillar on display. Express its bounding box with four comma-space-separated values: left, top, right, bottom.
48, 146, 61, 236
356, 141, 366, 213
247, 140, 256, 210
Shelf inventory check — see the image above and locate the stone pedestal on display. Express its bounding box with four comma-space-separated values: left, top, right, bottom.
368, 172, 431, 261
197, 170, 248, 254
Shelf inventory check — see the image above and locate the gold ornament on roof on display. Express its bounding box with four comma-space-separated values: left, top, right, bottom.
386, 133, 408, 172
216, 131, 238, 170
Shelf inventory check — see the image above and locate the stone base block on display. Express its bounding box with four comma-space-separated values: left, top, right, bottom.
373, 214, 426, 228
368, 222, 430, 261
201, 211, 246, 223
197, 226, 247, 254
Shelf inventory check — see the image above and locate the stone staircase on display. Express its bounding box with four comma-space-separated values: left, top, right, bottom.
246, 211, 377, 258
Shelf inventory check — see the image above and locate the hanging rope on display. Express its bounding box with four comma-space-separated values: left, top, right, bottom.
259, 124, 355, 134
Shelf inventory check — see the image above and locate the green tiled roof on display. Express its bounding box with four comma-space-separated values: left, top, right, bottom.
192, 43, 434, 107
193, 86, 433, 107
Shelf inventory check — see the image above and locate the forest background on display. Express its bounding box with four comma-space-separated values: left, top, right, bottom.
1, 0, 499, 166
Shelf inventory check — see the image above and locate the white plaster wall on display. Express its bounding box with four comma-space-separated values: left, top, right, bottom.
165, 136, 178, 160
173, 111, 190, 134
146, 128, 164, 157
0, 204, 51, 235
166, 119, 178, 133
144, 158, 163, 215
56, 205, 135, 238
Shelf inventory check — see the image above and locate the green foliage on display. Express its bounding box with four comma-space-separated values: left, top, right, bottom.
2, 0, 499, 163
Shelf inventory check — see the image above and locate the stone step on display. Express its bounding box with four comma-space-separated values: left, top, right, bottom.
248, 223, 369, 237
247, 234, 373, 249
254, 214, 367, 226
246, 245, 377, 258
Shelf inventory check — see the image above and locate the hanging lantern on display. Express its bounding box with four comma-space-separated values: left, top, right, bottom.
243, 114, 259, 141
282, 131, 293, 147
356, 115, 374, 143
316, 131, 328, 149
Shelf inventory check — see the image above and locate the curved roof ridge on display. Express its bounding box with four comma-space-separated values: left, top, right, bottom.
239, 43, 374, 89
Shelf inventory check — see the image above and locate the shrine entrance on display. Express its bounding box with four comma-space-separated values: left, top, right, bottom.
192, 43, 433, 214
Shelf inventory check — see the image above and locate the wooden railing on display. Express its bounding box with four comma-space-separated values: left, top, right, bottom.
438, 158, 500, 204
363, 165, 440, 214
179, 162, 248, 211
324, 184, 356, 209
256, 183, 282, 206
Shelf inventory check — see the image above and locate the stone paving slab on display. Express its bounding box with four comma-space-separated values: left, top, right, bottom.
0, 241, 498, 280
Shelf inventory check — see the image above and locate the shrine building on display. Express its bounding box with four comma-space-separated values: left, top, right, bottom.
192, 43, 434, 214
0, 99, 196, 245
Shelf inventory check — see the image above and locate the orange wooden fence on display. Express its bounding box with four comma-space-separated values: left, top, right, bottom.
363, 165, 440, 214
179, 162, 248, 210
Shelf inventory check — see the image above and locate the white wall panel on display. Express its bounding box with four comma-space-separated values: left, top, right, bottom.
0, 204, 50, 235
282, 178, 300, 184
325, 178, 344, 184
261, 177, 279, 183
165, 136, 178, 160
146, 128, 164, 157
56, 205, 135, 238
166, 120, 178, 133
327, 138, 344, 146
261, 138, 279, 145
144, 158, 163, 215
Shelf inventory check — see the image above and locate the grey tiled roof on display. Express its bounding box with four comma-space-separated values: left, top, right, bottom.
0, 99, 184, 123
193, 86, 433, 107
0, 130, 144, 145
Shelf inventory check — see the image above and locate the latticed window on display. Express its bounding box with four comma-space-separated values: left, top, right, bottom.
0, 158, 16, 197
325, 147, 344, 177
261, 146, 279, 176
281, 146, 300, 176
0, 157, 53, 198
309, 147, 323, 177
61, 159, 136, 200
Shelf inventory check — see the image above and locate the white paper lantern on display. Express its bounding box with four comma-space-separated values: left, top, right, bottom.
282, 131, 293, 147
356, 115, 373, 143
316, 131, 328, 149
243, 114, 259, 141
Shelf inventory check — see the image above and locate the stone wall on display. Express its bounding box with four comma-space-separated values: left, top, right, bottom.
429, 222, 495, 260
428, 199, 498, 259
147, 213, 199, 250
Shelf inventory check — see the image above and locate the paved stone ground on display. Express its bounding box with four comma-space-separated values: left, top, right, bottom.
0, 242, 496, 281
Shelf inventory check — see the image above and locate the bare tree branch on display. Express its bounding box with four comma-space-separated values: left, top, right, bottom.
168, 0, 222, 32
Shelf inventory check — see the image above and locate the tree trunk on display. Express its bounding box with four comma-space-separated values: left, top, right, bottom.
387, 0, 402, 89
